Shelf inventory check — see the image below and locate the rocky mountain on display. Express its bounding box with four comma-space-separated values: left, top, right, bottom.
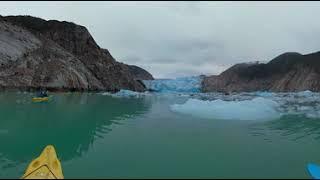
202, 52, 320, 92
126, 65, 154, 80
0, 15, 153, 92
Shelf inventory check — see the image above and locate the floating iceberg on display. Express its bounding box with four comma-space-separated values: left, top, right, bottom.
254, 91, 276, 97
102, 89, 150, 98
143, 76, 202, 93
114, 89, 142, 97
297, 90, 314, 97
101, 92, 111, 96
174, 90, 320, 120
170, 97, 281, 121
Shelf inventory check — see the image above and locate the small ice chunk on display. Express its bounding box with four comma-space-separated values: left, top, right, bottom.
306, 111, 320, 119
254, 91, 275, 97
101, 90, 148, 98
297, 90, 313, 97
110, 89, 150, 98
101, 92, 111, 96
114, 90, 140, 97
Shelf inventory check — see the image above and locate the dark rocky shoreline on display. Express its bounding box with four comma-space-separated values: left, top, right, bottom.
0, 15, 153, 93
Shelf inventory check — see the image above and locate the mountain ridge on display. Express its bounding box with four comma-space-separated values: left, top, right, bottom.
0, 15, 153, 92
202, 51, 320, 92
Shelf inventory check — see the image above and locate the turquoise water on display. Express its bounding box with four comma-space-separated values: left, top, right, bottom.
0, 92, 319, 178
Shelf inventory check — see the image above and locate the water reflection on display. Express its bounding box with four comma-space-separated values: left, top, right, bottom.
250, 114, 320, 141
266, 115, 320, 140
0, 93, 151, 163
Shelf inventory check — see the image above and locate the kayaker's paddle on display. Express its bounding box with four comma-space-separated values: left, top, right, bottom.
307, 163, 320, 179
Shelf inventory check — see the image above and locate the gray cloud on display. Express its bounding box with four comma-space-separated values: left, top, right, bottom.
1, 1, 320, 78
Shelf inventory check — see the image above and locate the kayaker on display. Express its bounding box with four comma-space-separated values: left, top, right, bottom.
41, 89, 48, 97
36, 88, 48, 98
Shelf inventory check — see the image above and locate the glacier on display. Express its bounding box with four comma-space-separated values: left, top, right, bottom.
142, 76, 202, 93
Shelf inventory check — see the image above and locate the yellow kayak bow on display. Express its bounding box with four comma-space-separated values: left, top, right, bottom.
21, 145, 64, 179
32, 97, 49, 103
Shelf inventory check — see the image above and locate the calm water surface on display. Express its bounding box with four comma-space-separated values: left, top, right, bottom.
0, 92, 319, 178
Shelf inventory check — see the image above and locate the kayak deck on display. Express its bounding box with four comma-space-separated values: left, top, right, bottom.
21, 145, 64, 179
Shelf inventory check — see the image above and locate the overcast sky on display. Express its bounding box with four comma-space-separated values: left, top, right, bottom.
1, 1, 320, 78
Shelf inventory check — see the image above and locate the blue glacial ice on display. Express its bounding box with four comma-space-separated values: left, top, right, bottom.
142, 76, 202, 93
170, 97, 281, 121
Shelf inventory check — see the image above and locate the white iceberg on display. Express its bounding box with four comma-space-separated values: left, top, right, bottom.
101, 92, 111, 96
170, 97, 281, 121
297, 90, 314, 97
114, 89, 141, 97
102, 89, 150, 98
254, 91, 276, 97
